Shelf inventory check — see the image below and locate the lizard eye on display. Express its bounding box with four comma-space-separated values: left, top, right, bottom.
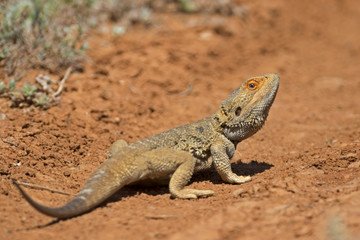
247, 80, 258, 90
235, 107, 242, 116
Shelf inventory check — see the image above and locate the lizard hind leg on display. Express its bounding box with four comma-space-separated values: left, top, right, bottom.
168, 153, 215, 199
107, 139, 129, 159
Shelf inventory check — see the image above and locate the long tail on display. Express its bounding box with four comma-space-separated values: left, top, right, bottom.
13, 158, 134, 219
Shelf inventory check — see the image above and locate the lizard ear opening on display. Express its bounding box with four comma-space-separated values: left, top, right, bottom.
235, 107, 242, 116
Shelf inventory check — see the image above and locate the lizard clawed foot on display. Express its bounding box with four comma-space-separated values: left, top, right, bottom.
223, 174, 252, 184
171, 189, 215, 199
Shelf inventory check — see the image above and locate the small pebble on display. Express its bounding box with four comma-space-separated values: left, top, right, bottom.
233, 188, 246, 198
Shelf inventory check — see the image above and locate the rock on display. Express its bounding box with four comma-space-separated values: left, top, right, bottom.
0, 113, 6, 120
233, 188, 246, 198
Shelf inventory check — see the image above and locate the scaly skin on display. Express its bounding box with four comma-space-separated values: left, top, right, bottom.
13, 73, 280, 219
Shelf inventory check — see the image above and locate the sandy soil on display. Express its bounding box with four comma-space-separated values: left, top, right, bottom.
1, 0, 360, 239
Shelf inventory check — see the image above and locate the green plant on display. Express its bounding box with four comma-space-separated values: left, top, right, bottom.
0, 72, 68, 109
21, 84, 37, 98
34, 95, 50, 109
0, 0, 92, 80
178, 0, 196, 13
0, 82, 5, 93
8, 79, 16, 91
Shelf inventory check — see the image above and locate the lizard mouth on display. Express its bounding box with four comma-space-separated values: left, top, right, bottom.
224, 124, 246, 140
224, 116, 265, 141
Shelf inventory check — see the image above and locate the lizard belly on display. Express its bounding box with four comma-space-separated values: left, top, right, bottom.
194, 156, 213, 172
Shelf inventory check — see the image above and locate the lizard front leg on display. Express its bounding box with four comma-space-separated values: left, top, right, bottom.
210, 140, 251, 184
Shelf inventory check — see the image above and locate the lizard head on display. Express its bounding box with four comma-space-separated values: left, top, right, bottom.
215, 73, 279, 141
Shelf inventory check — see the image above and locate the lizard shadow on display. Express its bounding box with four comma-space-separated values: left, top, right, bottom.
107, 185, 169, 202
192, 160, 274, 184
12, 219, 61, 232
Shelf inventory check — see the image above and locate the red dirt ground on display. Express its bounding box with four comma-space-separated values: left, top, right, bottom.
1, 0, 360, 239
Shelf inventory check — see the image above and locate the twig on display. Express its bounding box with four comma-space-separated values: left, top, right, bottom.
130, 68, 142, 78
14, 180, 75, 196
179, 83, 193, 96
0, 136, 18, 147
53, 67, 72, 98
145, 214, 178, 220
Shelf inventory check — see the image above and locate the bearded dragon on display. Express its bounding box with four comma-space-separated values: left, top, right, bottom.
13, 73, 279, 219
